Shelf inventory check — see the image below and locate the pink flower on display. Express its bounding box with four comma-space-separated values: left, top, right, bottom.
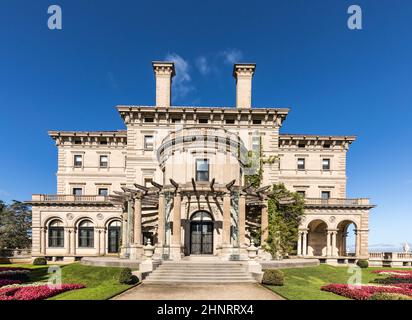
321, 284, 412, 300
0, 284, 85, 300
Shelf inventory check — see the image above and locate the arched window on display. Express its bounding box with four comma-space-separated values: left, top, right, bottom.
108, 220, 121, 253
78, 220, 94, 248
48, 219, 64, 247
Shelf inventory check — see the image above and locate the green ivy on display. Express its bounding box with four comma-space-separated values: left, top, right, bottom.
264, 183, 305, 257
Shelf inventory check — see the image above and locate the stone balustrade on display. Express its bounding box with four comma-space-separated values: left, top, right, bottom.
305, 198, 372, 207
30, 194, 109, 203
369, 252, 412, 267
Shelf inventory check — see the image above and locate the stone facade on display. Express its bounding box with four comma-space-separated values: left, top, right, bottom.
29, 61, 374, 264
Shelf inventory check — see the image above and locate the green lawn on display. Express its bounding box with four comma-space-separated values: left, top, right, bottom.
0, 263, 137, 300
265, 265, 410, 300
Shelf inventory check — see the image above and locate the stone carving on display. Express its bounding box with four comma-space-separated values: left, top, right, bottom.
66, 213, 74, 220
329, 216, 336, 223
96, 213, 104, 220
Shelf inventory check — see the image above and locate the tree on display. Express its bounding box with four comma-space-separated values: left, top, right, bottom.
264, 184, 305, 257
0, 200, 32, 249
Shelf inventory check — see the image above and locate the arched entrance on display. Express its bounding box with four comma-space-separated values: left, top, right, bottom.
337, 220, 358, 256
190, 211, 213, 255
107, 220, 121, 254
307, 220, 328, 257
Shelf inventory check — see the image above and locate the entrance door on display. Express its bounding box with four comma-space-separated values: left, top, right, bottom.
108, 221, 121, 253
190, 222, 213, 254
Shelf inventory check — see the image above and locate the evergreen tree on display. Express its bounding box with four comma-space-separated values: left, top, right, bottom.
0, 200, 32, 249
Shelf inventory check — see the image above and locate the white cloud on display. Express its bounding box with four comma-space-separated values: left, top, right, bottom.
195, 56, 210, 75
220, 48, 243, 64
165, 53, 194, 101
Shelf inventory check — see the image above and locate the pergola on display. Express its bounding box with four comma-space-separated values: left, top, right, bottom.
108, 179, 272, 259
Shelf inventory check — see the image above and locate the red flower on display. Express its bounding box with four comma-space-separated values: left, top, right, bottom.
321, 284, 412, 300
0, 284, 85, 300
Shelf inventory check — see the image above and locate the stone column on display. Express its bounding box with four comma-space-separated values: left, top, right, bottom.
331, 231, 337, 257
65, 228, 71, 255
95, 228, 101, 255
40, 227, 45, 255
297, 231, 302, 256
157, 193, 166, 246
130, 197, 143, 260
71, 228, 76, 256
238, 194, 246, 246
261, 205, 269, 246
100, 228, 106, 255
355, 230, 361, 257
120, 210, 128, 258
222, 193, 232, 245
326, 231, 332, 257
169, 194, 182, 260
134, 197, 142, 245
302, 231, 308, 256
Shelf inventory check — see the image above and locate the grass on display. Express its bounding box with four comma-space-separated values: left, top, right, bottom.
265, 265, 412, 300
0, 263, 137, 300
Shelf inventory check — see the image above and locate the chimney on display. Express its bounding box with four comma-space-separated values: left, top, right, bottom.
152, 61, 176, 108
233, 63, 256, 109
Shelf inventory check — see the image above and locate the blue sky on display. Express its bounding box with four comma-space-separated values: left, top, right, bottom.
0, 0, 411, 247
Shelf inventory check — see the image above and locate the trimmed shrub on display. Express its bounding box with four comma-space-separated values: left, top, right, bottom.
118, 268, 137, 284
32, 257, 47, 266
369, 292, 412, 300
262, 269, 284, 286
356, 259, 369, 268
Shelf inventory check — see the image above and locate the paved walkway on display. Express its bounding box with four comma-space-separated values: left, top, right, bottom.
112, 283, 284, 300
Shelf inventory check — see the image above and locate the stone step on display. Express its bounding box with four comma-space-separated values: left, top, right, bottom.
153, 270, 247, 275
157, 267, 246, 271
147, 274, 253, 279
144, 279, 257, 284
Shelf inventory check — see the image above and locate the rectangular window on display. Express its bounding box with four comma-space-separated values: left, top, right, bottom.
48, 228, 64, 247
74, 139, 81, 145
98, 188, 108, 196
99, 139, 108, 145
297, 158, 305, 170
323, 143, 331, 149
225, 119, 235, 124
144, 135, 154, 151
72, 188, 83, 196
322, 159, 330, 171
171, 118, 181, 123
199, 118, 208, 124
196, 159, 209, 182
321, 191, 331, 200
252, 119, 262, 125
297, 191, 306, 198
99, 155, 108, 168
144, 117, 154, 123
74, 155, 83, 167
298, 142, 306, 148
144, 178, 152, 187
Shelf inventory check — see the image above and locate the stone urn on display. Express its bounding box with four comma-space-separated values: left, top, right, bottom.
143, 239, 155, 259
247, 239, 259, 260
403, 242, 410, 253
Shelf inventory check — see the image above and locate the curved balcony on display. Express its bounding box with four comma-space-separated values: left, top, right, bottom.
157, 126, 248, 166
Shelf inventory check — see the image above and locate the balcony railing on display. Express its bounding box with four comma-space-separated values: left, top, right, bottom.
31, 194, 108, 203
304, 198, 371, 206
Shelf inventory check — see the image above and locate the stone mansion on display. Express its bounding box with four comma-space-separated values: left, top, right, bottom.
29, 61, 375, 265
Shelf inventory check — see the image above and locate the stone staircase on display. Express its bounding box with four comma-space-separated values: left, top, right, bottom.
143, 260, 256, 284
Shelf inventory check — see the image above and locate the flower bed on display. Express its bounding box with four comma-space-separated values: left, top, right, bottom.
0, 279, 22, 287
0, 267, 31, 272
321, 284, 412, 300
0, 284, 85, 300
0, 269, 30, 281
